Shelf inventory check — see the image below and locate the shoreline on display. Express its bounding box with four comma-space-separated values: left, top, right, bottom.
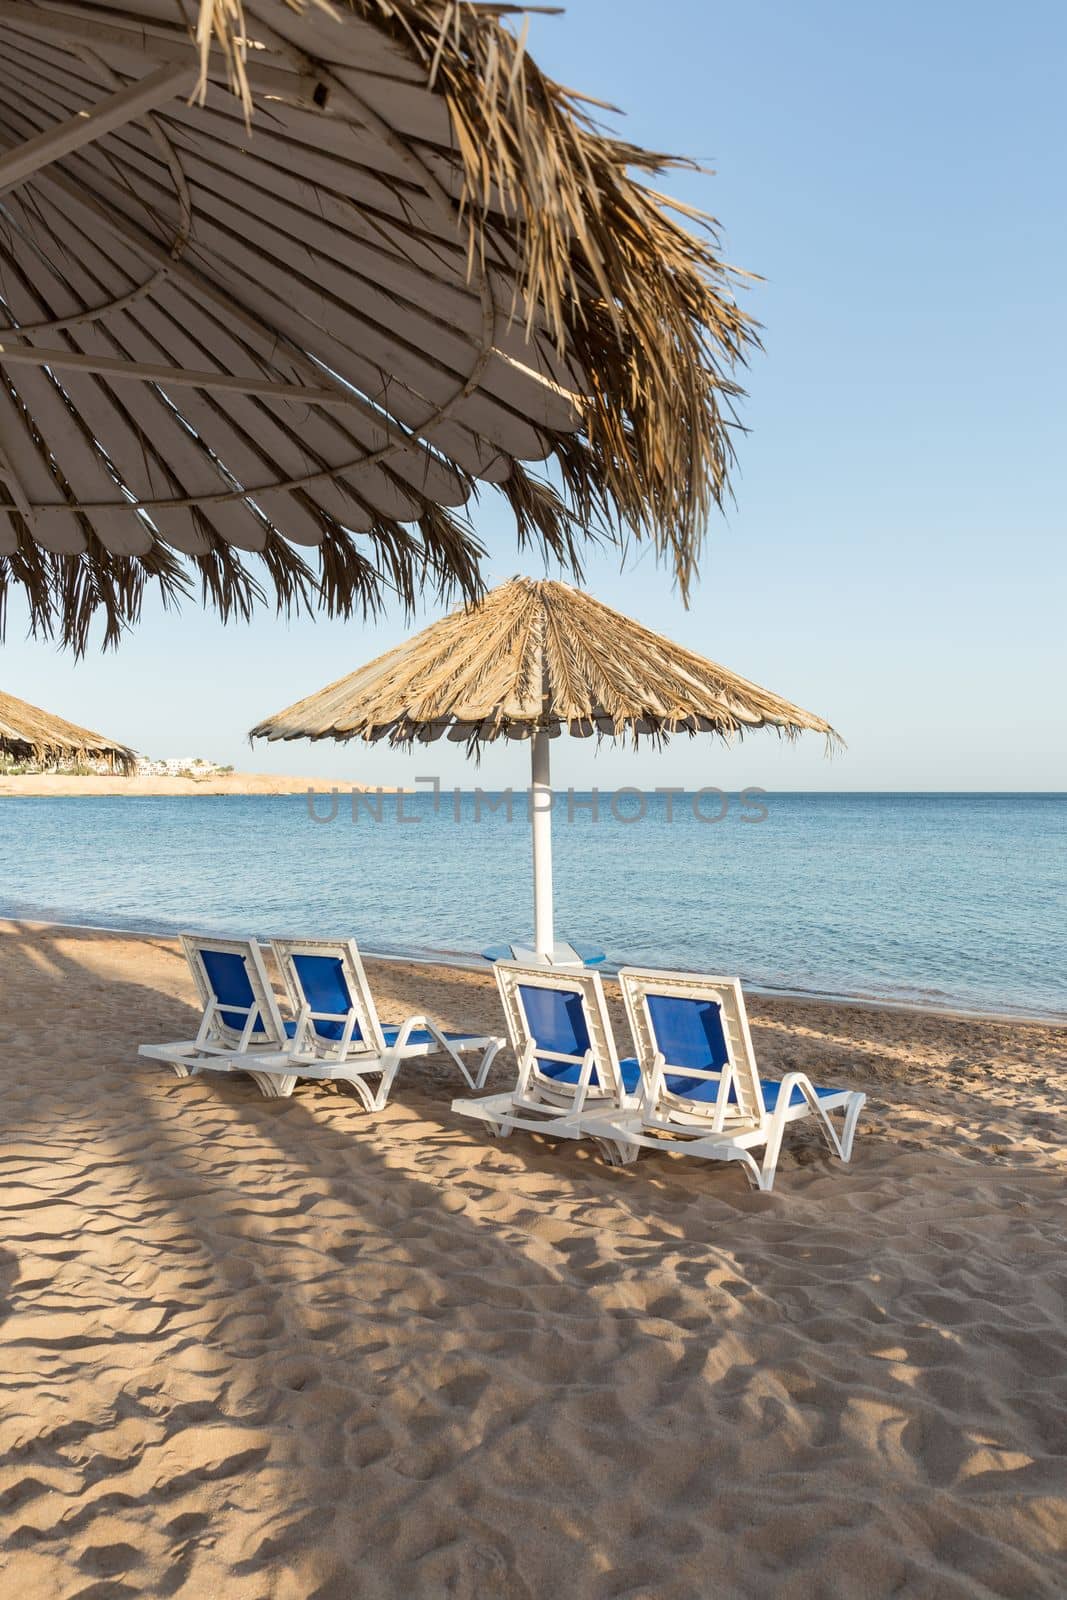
4, 915, 1065, 1028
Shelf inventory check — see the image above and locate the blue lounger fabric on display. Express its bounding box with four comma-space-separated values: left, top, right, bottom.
517, 982, 639, 1092
643, 991, 837, 1108
201, 948, 272, 1034
285, 953, 475, 1049
290, 952, 360, 1042
664, 1073, 840, 1109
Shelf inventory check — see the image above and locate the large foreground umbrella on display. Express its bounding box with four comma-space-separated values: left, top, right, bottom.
251, 577, 839, 960
0, 687, 135, 770
0, 0, 755, 650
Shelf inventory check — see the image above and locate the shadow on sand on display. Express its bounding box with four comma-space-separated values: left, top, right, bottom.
0, 924, 1063, 1599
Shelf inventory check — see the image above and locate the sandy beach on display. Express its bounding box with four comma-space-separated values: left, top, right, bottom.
0, 773, 374, 798
0, 919, 1063, 1597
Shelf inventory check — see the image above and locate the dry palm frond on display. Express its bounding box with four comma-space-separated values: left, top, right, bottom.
0, 0, 758, 651
0, 686, 137, 771
356, 1, 758, 587
250, 576, 841, 751
0, 522, 191, 654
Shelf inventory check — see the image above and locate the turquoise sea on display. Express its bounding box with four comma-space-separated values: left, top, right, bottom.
0, 792, 1063, 1018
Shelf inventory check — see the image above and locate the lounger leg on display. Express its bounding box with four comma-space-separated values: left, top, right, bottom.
367, 1053, 402, 1112
837, 1092, 866, 1162
778, 1075, 866, 1168
473, 1039, 503, 1091
810, 1106, 847, 1161
593, 1135, 641, 1168
416, 1025, 504, 1092
809, 1095, 864, 1163
337, 1075, 378, 1114
170, 1061, 200, 1080
729, 1147, 773, 1191
247, 1070, 298, 1099
757, 1121, 787, 1191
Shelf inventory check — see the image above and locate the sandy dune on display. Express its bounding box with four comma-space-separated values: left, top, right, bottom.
0, 773, 373, 798
0, 920, 1063, 1597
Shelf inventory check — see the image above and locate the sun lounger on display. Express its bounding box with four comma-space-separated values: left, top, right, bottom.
140, 935, 502, 1107
138, 934, 291, 1095
240, 938, 504, 1108
451, 961, 641, 1141
582, 968, 866, 1190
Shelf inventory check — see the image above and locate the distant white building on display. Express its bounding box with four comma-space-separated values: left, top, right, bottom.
136, 756, 225, 776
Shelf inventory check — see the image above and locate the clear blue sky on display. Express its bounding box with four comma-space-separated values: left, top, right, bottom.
2, 0, 1063, 790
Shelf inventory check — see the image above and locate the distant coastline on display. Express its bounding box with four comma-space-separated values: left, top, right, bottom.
0, 772, 380, 798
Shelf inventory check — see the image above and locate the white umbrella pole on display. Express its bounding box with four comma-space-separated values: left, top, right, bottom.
530, 728, 555, 958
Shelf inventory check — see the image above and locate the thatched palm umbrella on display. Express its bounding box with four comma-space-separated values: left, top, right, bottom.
0, 687, 135, 771
0, 0, 756, 651
251, 577, 839, 961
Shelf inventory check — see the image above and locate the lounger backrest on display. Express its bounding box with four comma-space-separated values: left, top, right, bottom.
618, 968, 765, 1123
494, 961, 627, 1103
181, 935, 285, 1049
270, 939, 386, 1054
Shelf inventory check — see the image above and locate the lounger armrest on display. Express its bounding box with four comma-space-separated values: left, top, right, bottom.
776, 1070, 852, 1118
569, 1049, 599, 1115
285, 1002, 312, 1054
643, 1050, 666, 1113
772, 1071, 866, 1166
390, 1014, 430, 1049
393, 1017, 503, 1055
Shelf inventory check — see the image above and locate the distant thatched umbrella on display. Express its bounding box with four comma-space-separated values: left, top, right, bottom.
0, 688, 136, 772
0, 0, 756, 652
251, 578, 839, 960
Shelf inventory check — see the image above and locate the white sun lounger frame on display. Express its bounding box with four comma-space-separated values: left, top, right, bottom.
239, 938, 503, 1108
583, 968, 866, 1191
451, 961, 639, 1140
137, 934, 291, 1096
